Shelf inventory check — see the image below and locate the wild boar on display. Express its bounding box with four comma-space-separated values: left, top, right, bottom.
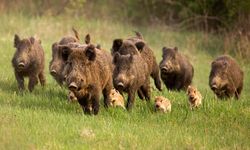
12, 34, 46, 92
154, 96, 171, 113
49, 33, 93, 85
111, 32, 162, 92
187, 85, 202, 109
109, 88, 125, 109
113, 52, 151, 110
159, 47, 194, 91
209, 55, 244, 99
62, 44, 113, 115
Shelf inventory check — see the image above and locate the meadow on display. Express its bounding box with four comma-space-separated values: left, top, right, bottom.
0, 13, 249, 149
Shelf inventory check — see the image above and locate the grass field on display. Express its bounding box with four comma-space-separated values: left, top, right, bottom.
0, 13, 249, 150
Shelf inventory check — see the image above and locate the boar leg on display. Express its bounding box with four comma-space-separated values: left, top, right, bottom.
226, 86, 235, 99
235, 85, 243, 100
38, 71, 46, 86
102, 79, 113, 108
15, 71, 25, 91
141, 84, 151, 101
28, 75, 38, 92
126, 88, 136, 111
78, 98, 91, 115
175, 77, 184, 91
137, 89, 144, 100
151, 65, 162, 91
92, 95, 100, 115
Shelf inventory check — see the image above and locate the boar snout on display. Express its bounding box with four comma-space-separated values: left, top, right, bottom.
160, 66, 169, 73
211, 84, 218, 91
50, 69, 57, 76
117, 82, 125, 89
190, 95, 195, 99
69, 82, 78, 91
18, 61, 25, 69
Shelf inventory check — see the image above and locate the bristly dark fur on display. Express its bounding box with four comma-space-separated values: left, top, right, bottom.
159, 47, 194, 91
111, 32, 162, 92
12, 34, 46, 92
62, 44, 113, 115
112, 52, 151, 110
209, 55, 244, 99
49, 31, 96, 86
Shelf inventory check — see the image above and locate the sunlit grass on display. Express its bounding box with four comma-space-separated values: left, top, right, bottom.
0, 13, 249, 149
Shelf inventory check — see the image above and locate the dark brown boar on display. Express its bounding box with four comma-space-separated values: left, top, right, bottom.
49, 33, 92, 85
62, 44, 113, 115
111, 32, 162, 92
113, 52, 151, 110
159, 47, 194, 91
209, 55, 244, 99
12, 34, 46, 92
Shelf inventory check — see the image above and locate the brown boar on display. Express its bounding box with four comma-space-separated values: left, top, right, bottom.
62, 44, 113, 115
187, 85, 202, 109
12, 34, 46, 92
49, 33, 92, 85
154, 96, 171, 113
159, 47, 194, 91
209, 55, 244, 99
113, 52, 151, 110
111, 32, 162, 92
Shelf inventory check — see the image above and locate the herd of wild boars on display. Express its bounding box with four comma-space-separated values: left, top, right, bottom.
11, 29, 244, 115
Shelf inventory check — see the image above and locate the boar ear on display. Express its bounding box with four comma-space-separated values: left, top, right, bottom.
135, 41, 145, 52
112, 39, 123, 54
85, 44, 96, 61
211, 61, 215, 66
162, 47, 168, 55
72, 27, 80, 40
14, 34, 20, 48
174, 47, 178, 52
52, 42, 58, 51
85, 34, 91, 44
30, 37, 35, 45
61, 46, 72, 61
113, 52, 120, 64
222, 61, 228, 69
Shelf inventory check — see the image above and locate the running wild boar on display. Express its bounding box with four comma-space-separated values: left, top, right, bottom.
62, 44, 113, 115
12, 34, 46, 92
209, 55, 244, 99
159, 47, 194, 91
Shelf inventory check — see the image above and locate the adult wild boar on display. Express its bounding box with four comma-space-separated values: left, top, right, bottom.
12, 34, 46, 92
209, 55, 244, 99
111, 32, 162, 92
113, 52, 151, 110
159, 47, 194, 91
49, 33, 91, 85
62, 45, 113, 115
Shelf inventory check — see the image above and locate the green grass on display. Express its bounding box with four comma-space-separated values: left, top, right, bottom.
0, 13, 249, 150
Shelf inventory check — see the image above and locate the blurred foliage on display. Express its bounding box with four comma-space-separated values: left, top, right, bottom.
0, 0, 249, 61
0, 0, 249, 31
